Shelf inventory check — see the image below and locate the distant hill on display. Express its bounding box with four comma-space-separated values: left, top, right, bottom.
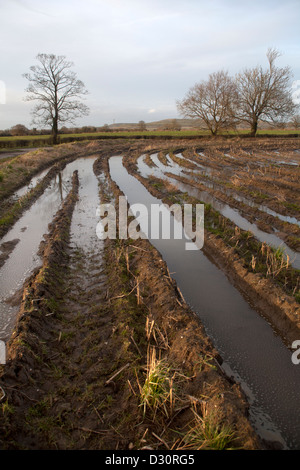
106, 118, 285, 132
147, 119, 201, 129
107, 118, 201, 131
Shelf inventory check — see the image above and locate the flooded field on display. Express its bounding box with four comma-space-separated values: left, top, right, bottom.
0, 138, 299, 450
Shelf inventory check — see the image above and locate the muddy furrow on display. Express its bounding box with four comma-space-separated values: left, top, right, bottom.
0, 169, 79, 446
113, 153, 300, 449
128, 154, 300, 337
166, 170, 300, 252
0, 152, 261, 450
189, 148, 300, 220
0, 144, 116, 240
169, 151, 300, 229
0, 138, 299, 451
134, 152, 300, 267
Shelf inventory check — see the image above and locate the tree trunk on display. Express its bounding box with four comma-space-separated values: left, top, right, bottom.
52, 116, 58, 145
250, 118, 258, 137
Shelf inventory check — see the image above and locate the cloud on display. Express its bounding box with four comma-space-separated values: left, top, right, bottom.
1, 0, 300, 128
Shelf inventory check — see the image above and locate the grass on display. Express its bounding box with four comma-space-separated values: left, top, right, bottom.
0, 179, 43, 233
178, 404, 236, 450
1, 128, 300, 149
146, 174, 300, 302
283, 201, 300, 212
139, 346, 175, 419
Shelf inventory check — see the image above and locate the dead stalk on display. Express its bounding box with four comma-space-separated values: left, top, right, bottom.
105, 363, 130, 385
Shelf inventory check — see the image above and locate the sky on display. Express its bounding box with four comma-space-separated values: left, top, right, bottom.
1, 0, 300, 129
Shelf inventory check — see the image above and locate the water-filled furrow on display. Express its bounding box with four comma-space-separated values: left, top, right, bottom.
109, 155, 300, 450
172, 152, 215, 176
0, 156, 97, 341
150, 153, 184, 176
174, 154, 300, 226
12, 167, 51, 199
184, 170, 300, 228
69, 156, 101, 253
137, 155, 299, 269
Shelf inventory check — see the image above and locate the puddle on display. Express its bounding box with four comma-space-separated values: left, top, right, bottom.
276, 161, 299, 167
12, 167, 50, 199
109, 155, 300, 450
150, 153, 184, 176
0, 148, 42, 161
0, 156, 97, 341
137, 155, 300, 269
69, 156, 101, 253
232, 193, 300, 227
173, 152, 214, 176
185, 167, 300, 227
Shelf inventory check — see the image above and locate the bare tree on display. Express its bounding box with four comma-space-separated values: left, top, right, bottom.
138, 120, 147, 131
23, 54, 89, 144
235, 48, 297, 136
291, 115, 300, 129
176, 71, 239, 135
163, 119, 181, 131
10, 124, 29, 136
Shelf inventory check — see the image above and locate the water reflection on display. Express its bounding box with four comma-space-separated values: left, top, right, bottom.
110, 155, 300, 450
0, 156, 97, 341
137, 155, 299, 269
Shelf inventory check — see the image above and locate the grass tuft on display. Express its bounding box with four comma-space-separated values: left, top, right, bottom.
139, 346, 175, 420
178, 403, 236, 450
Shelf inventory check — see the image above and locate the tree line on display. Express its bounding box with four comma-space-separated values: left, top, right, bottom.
0, 124, 112, 137
0, 120, 183, 137
16, 50, 300, 143
177, 48, 299, 136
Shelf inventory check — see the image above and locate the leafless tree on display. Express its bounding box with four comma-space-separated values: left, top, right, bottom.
176, 70, 239, 135
163, 119, 181, 131
10, 124, 29, 136
235, 48, 297, 136
138, 120, 147, 131
291, 115, 300, 129
23, 54, 89, 144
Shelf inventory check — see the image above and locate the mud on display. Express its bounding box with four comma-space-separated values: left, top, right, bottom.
0, 137, 299, 450
0, 149, 260, 450
110, 154, 300, 448
151, 149, 300, 253
136, 152, 300, 265
126, 156, 300, 345
0, 143, 113, 240
0, 239, 19, 269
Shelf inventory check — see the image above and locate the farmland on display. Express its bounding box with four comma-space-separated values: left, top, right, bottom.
1, 128, 300, 150
0, 136, 299, 450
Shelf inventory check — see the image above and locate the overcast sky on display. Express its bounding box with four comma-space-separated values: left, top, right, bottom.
1, 0, 300, 129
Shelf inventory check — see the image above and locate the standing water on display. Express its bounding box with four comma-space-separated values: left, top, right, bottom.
109, 155, 300, 450
137, 155, 300, 269
0, 156, 97, 341
69, 156, 100, 252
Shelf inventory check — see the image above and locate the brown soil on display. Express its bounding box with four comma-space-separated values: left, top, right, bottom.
124, 154, 300, 346
0, 239, 19, 268
0, 145, 262, 450
0, 142, 122, 239
0, 137, 299, 451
